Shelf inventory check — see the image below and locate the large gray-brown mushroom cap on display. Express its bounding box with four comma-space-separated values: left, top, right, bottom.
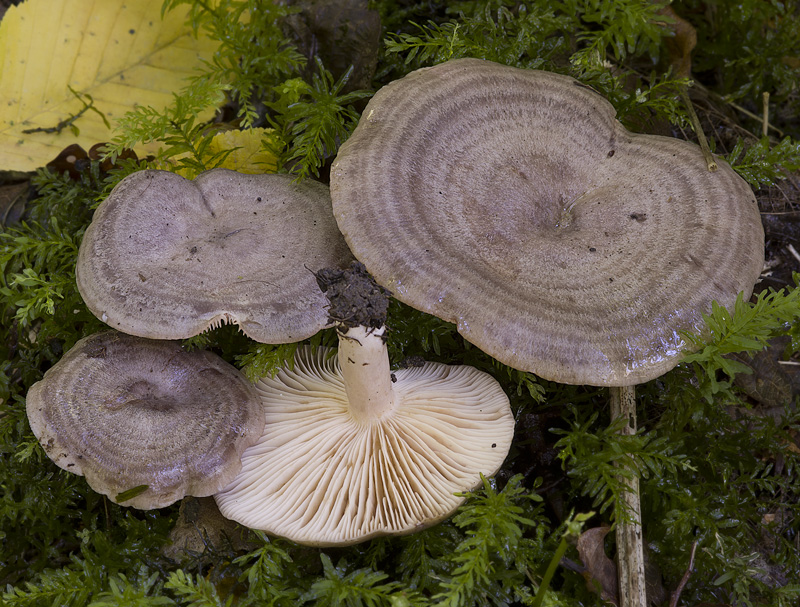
330, 58, 765, 387
77, 169, 352, 342
215, 337, 514, 546
25, 331, 265, 509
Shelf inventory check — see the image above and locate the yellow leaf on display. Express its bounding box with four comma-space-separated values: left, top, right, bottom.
0, 0, 220, 171
207, 128, 281, 174
168, 127, 281, 178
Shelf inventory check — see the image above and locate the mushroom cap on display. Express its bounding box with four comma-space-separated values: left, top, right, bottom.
329, 58, 765, 387
25, 331, 265, 509
214, 345, 514, 546
77, 169, 352, 342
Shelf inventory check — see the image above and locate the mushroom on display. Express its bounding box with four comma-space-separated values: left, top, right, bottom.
329, 58, 764, 387
215, 263, 514, 546
329, 58, 764, 605
25, 331, 265, 509
76, 168, 352, 343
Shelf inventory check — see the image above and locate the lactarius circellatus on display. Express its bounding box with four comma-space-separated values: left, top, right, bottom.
329, 58, 764, 605
76, 168, 352, 343
215, 263, 515, 546
329, 58, 764, 386
26, 331, 265, 509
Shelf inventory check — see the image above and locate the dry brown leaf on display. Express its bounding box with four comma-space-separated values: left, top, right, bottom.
576, 526, 667, 605
577, 525, 619, 605
0, 179, 27, 225
729, 343, 795, 408
658, 6, 697, 78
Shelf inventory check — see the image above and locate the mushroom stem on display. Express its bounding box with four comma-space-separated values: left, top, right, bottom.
609, 385, 647, 607
338, 325, 396, 423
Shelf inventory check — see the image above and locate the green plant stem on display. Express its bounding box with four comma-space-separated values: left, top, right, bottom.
531, 536, 569, 607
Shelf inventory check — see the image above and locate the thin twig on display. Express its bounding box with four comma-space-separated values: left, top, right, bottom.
780, 168, 800, 192
762, 92, 770, 138
103, 496, 110, 531
679, 88, 717, 172
691, 81, 784, 139
727, 100, 785, 137
773, 181, 793, 204
669, 541, 698, 607
787, 243, 800, 266
21, 86, 109, 134
559, 556, 587, 575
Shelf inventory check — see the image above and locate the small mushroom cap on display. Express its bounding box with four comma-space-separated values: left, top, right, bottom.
25, 331, 265, 509
330, 59, 765, 386
215, 346, 514, 546
77, 169, 352, 342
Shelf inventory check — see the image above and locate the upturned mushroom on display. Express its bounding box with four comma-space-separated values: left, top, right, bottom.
215, 263, 514, 546
329, 58, 764, 387
76, 168, 352, 343
26, 331, 265, 509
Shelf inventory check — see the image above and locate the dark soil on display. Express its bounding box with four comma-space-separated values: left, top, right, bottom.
315, 261, 391, 329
